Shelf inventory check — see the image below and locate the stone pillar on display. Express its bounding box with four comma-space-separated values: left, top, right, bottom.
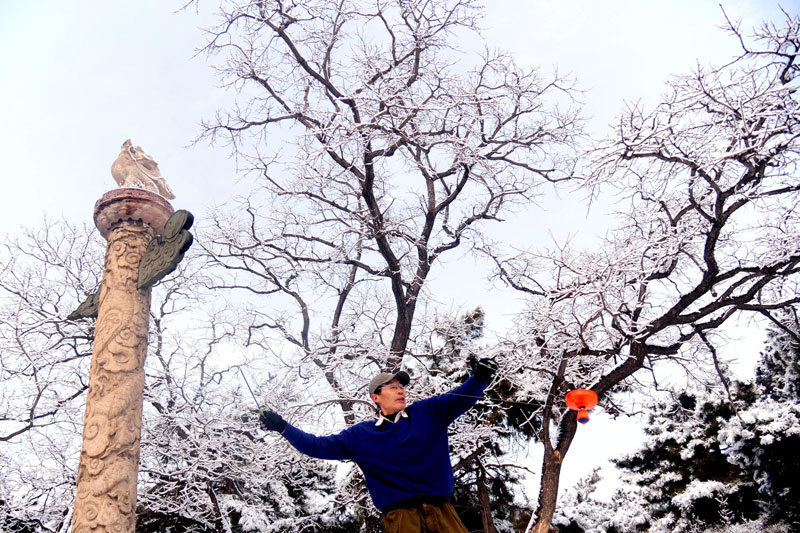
72, 189, 172, 533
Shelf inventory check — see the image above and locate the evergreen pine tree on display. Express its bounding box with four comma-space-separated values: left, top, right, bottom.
756, 311, 800, 402
720, 311, 800, 529
554, 309, 800, 532
612, 385, 761, 532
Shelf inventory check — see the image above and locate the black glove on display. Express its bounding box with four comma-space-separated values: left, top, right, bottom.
259, 409, 288, 433
474, 357, 498, 382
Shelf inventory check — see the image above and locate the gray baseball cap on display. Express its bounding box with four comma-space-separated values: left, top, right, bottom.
368, 370, 410, 395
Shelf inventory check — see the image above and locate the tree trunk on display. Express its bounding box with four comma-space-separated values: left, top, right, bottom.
206, 482, 228, 533
388, 306, 413, 371
528, 446, 564, 533
528, 406, 580, 533
477, 463, 497, 533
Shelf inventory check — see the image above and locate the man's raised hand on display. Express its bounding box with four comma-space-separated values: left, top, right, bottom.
474, 357, 498, 382
259, 410, 288, 433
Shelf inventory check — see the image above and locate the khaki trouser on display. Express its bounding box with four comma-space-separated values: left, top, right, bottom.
382, 502, 469, 533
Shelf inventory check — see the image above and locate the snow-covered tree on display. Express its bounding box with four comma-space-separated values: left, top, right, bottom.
0, 221, 365, 533
194, 0, 581, 372
556, 308, 800, 533
719, 310, 800, 529
0, 220, 101, 532
132, 288, 363, 533
5, 6, 800, 533
614, 385, 761, 532
190, 0, 582, 528
552, 466, 653, 533
486, 12, 800, 532
756, 308, 800, 402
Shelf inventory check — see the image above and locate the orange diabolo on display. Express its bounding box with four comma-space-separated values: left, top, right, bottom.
565, 389, 598, 424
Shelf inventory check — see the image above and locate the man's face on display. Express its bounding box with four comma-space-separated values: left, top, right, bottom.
371, 379, 406, 415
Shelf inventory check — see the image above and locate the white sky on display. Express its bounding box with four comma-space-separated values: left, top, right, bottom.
0, 1, 790, 234
0, 0, 791, 503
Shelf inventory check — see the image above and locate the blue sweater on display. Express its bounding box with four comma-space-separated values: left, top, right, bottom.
281, 376, 487, 512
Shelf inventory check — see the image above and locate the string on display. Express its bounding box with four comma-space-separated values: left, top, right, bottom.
283, 391, 586, 413
240, 364, 594, 414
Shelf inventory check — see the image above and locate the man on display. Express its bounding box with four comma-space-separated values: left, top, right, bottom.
259, 358, 498, 532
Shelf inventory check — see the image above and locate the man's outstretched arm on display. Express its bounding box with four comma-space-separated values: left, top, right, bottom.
260, 410, 352, 461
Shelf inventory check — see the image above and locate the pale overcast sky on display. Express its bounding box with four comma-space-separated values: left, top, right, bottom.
0, 0, 791, 498
0, 1, 789, 235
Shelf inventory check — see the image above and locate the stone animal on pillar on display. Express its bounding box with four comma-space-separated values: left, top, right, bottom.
111, 139, 176, 199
